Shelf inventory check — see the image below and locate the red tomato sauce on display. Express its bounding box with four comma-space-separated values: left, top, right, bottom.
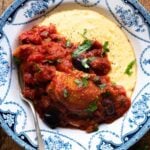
13, 24, 131, 132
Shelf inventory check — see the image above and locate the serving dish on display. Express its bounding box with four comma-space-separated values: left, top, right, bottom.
0, 0, 150, 149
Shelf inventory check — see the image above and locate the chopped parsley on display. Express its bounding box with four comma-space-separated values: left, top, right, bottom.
63, 88, 69, 98
34, 64, 41, 73
98, 83, 106, 89
85, 101, 98, 113
66, 40, 71, 47
81, 57, 96, 69
81, 77, 89, 87
80, 28, 88, 39
72, 40, 92, 58
83, 28, 87, 36
46, 59, 61, 64
74, 77, 89, 88
13, 56, 21, 65
74, 79, 82, 87
46, 60, 53, 64
81, 58, 89, 69
102, 41, 110, 55
124, 60, 136, 76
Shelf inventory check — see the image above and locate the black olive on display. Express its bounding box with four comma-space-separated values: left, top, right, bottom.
72, 57, 90, 73
101, 98, 115, 116
105, 105, 115, 116
43, 108, 60, 129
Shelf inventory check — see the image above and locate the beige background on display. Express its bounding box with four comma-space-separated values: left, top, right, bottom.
0, 0, 150, 150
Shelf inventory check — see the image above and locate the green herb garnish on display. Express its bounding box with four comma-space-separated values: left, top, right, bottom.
98, 83, 106, 89
81, 58, 90, 69
80, 28, 88, 39
34, 64, 41, 73
74, 77, 89, 87
124, 60, 136, 76
85, 101, 98, 113
72, 40, 92, 58
74, 79, 83, 87
83, 28, 87, 36
81, 77, 89, 87
102, 41, 110, 55
63, 88, 69, 98
81, 57, 96, 69
66, 40, 71, 47
13, 56, 21, 65
46, 60, 53, 64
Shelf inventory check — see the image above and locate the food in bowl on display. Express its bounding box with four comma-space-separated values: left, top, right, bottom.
13, 9, 136, 132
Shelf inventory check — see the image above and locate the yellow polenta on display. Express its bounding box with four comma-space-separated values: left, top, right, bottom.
40, 5, 136, 97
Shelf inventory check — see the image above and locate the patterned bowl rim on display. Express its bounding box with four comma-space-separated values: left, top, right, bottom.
0, 0, 150, 149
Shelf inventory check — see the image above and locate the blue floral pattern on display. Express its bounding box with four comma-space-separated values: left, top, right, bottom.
4, 101, 27, 130
24, 1, 50, 18
119, 83, 150, 149
0, 46, 9, 86
3, 113, 15, 127
89, 131, 120, 150
115, 5, 145, 32
97, 142, 114, 150
143, 59, 150, 65
45, 135, 72, 150
75, 0, 100, 7
140, 46, 150, 76
128, 93, 150, 128
20, 130, 86, 150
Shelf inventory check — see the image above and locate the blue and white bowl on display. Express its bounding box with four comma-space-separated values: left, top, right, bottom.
0, 0, 150, 149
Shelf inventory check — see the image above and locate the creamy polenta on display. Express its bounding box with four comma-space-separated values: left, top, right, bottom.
40, 5, 136, 97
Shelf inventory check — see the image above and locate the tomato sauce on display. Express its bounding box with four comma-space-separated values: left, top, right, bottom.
13, 24, 131, 132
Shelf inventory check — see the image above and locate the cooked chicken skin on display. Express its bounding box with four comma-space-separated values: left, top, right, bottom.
47, 71, 100, 114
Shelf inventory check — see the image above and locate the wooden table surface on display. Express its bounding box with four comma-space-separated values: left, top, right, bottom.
0, 0, 150, 150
